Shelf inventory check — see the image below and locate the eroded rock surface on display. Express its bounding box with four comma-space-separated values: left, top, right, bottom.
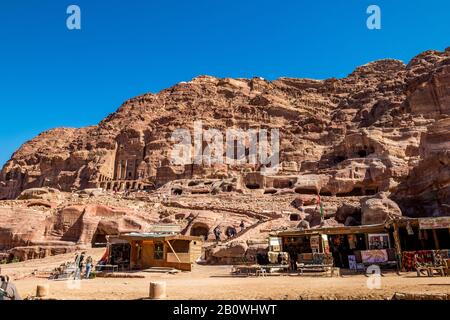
1, 48, 449, 263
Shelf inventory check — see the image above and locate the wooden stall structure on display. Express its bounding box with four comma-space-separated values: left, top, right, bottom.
386, 216, 450, 272
275, 224, 397, 271
117, 233, 203, 271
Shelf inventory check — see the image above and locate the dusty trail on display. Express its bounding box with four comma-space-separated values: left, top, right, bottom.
2, 254, 449, 300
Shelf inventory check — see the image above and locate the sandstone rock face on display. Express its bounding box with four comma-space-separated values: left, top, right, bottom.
393, 118, 450, 217
1, 48, 449, 202
360, 193, 403, 225
0, 48, 449, 263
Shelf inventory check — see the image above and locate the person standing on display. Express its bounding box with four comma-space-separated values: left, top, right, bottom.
239, 220, 245, 232
85, 256, 93, 279
74, 253, 81, 280
213, 226, 222, 242
74, 252, 85, 280
289, 251, 298, 271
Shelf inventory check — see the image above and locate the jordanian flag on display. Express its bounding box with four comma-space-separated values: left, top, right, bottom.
317, 194, 324, 219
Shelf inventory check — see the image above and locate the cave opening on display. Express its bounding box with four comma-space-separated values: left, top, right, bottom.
294, 188, 317, 195
92, 228, 108, 247
273, 179, 295, 189
357, 150, 367, 158
333, 156, 346, 164
172, 188, 183, 196
336, 187, 364, 197
191, 224, 209, 239
365, 188, 378, 196
246, 183, 261, 189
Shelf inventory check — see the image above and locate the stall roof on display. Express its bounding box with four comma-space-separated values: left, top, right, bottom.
274, 223, 387, 237
385, 216, 450, 228
118, 232, 202, 242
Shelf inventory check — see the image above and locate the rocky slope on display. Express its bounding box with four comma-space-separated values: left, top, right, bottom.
0, 48, 449, 262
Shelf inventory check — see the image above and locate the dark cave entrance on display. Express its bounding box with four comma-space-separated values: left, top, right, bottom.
294, 188, 317, 195
92, 228, 108, 247
191, 224, 209, 239
172, 188, 183, 196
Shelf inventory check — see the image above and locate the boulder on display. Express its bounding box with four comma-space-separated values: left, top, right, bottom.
335, 203, 361, 224
360, 192, 402, 225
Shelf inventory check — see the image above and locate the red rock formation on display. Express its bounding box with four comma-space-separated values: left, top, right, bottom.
1, 48, 449, 202
0, 48, 449, 262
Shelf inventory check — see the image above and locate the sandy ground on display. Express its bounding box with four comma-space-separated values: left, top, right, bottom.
1, 249, 449, 300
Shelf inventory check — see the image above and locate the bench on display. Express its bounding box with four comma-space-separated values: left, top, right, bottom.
297, 263, 336, 276
95, 264, 118, 273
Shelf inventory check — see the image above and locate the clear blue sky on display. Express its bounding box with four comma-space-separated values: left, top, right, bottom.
0, 0, 449, 168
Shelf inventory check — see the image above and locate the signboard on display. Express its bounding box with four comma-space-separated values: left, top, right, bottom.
368, 233, 390, 249
310, 235, 321, 252
361, 249, 388, 263
348, 255, 357, 270
269, 237, 282, 252
418, 217, 450, 230
321, 234, 330, 254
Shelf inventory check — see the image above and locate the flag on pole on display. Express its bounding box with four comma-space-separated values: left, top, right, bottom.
317, 194, 324, 219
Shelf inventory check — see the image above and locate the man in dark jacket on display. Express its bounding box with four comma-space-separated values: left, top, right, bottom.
213, 226, 221, 242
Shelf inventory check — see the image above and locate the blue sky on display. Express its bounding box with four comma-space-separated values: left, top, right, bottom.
0, 0, 449, 168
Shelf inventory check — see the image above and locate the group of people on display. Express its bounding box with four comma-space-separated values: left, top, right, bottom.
213, 220, 246, 242
74, 252, 93, 280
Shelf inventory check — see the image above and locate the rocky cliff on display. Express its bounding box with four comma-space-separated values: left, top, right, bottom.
1, 48, 449, 215
1, 48, 450, 263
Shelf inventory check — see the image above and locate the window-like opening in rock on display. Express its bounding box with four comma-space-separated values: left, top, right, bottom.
357, 150, 367, 158
365, 188, 378, 196
264, 189, 277, 194
333, 156, 346, 164
336, 187, 364, 197
175, 213, 185, 220
191, 189, 210, 194
320, 191, 333, 196
188, 181, 200, 187
246, 183, 260, 189
191, 224, 209, 239
92, 228, 108, 247
273, 180, 293, 189
172, 188, 183, 196
290, 213, 300, 221
295, 188, 317, 195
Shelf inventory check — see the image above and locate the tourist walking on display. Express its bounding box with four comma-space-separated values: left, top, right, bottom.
239, 220, 245, 232
85, 256, 93, 279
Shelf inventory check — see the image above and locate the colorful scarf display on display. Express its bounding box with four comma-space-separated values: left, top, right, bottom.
402, 250, 450, 271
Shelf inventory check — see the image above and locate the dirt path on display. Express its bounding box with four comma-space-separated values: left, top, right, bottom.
3, 257, 449, 300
